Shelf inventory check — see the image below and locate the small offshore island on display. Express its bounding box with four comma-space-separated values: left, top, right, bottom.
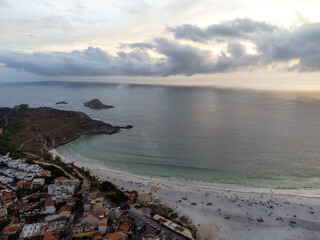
83, 99, 114, 109
55, 101, 68, 105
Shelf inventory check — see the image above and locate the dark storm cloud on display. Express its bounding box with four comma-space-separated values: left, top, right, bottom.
0, 19, 320, 77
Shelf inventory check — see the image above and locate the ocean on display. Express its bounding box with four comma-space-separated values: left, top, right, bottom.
1, 81, 320, 189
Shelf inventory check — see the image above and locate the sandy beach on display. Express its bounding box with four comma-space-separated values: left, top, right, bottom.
51, 149, 320, 240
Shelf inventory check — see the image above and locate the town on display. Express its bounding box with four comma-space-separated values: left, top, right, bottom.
0, 154, 194, 240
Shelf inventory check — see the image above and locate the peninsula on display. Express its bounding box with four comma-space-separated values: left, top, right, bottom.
0, 104, 123, 156
83, 99, 114, 109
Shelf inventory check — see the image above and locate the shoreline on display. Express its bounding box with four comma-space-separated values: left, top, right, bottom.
51, 148, 320, 240
50, 148, 320, 199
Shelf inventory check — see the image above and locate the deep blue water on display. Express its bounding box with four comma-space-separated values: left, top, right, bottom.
1, 81, 320, 189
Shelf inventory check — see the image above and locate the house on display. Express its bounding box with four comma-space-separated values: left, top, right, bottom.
17, 180, 33, 190
48, 184, 75, 200
41, 170, 52, 177
44, 197, 56, 214
43, 231, 59, 240
21, 204, 33, 213
73, 231, 102, 240
54, 177, 80, 188
0, 190, 13, 205
73, 223, 84, 234
98, 223, 107, 234
115, 218, 133, 234
109, 208, 122, 221
0, 206, 8, 219
45, 205, 72, 222
66, 196, 77, 206
153, 214, 194, 239
19, 220, 67, 239
2, 217, 22, 235
59, 205, 72, 218
103, 232, 126, 240
81, 212, 100, 225
32, 178, 45, 189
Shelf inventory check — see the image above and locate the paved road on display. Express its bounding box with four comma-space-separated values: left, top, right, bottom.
34, 160, 74, 179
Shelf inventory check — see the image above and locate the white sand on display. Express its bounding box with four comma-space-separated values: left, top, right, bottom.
51, 149, 320, 240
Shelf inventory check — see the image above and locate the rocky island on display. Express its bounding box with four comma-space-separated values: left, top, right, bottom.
83, 99, 114, 109
55, 101, 68, 105
0, 104, 129, 155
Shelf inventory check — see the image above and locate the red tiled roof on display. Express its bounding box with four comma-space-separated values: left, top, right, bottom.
45, 197, 55, 206
41, 170, 51, 175
175, 226, 184, 232
17, 180, 26, 185
104, 232, 123, 240
67, 197, 76, 203
59, 205, 72, 213
54, 176, 68, 181
87, 194, 96, 200
118, 219, 132, 233
158, 218, 167, 223
43, 231, 58, 240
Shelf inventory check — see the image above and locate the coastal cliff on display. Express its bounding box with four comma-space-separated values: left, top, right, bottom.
0, 105, 125, 155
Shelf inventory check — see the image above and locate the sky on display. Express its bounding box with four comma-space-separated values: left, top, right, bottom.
0, 0, 320, 89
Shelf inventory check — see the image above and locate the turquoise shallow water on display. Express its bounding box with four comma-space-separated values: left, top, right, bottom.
2, 81, 320, 189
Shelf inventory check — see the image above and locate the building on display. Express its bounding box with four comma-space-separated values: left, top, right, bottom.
59, 205, 72, 218
153, 214, 194, 239
17, 180, 33, 190
73, 231, 102, 240
41, 170, 52, 177
81, 212, 100, 226
0, 206, 8, 219
98, 223, 107, 234
54, 177, 80, 188
66, 196, 77, 206
45, 205, 72, 222
109, 208, 122, 221
73, 223, 84, 235
44, 197, 56, 214
103, 232, 125, 240
19, 220, 67, 239
32, 178, 45, 189
0, 190, 13, 206
3, 217, 22, 235
114, 218, 133, 234
43, 231, 59, 240
48, 184, 75, 201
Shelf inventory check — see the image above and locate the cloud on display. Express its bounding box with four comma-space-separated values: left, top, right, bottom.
168, 19, 320, 72
0, 47, 159, 77
167, 19, 277, 42
1, 19, 320, 77
119, 42, 155, 50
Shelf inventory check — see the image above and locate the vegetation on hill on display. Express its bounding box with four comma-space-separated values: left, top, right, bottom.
0, 105, 120, 155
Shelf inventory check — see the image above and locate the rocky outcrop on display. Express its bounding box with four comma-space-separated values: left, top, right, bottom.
56, 101, 68, 105
83, 99, 113, 109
